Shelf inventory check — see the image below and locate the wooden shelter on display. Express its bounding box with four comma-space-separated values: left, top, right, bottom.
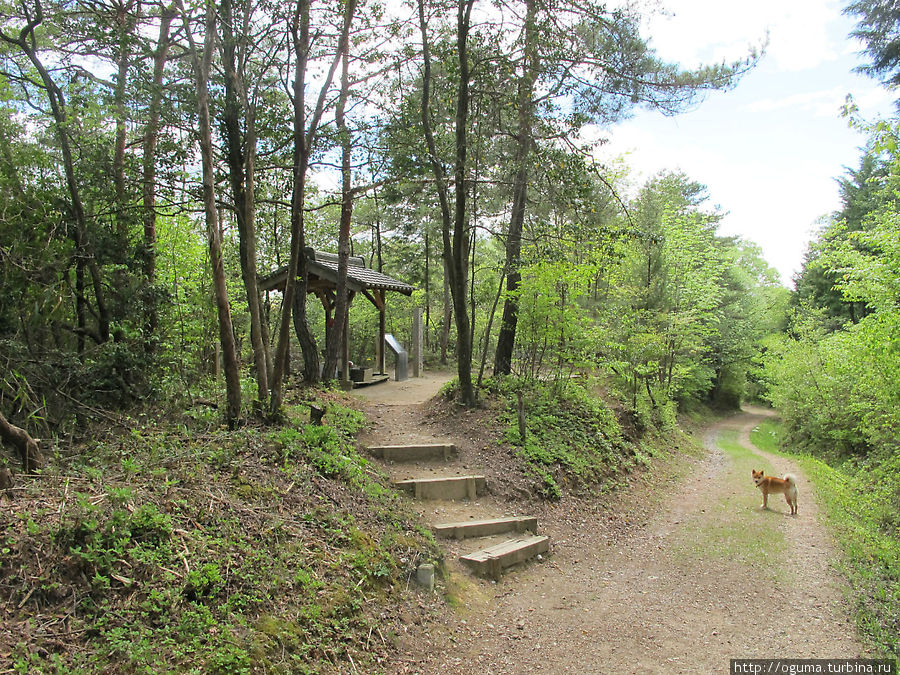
258, 248, 414, 381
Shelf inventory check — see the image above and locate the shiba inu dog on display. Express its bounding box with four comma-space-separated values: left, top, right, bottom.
751, 469, 798, 516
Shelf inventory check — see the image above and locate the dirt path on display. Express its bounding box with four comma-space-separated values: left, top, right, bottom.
366, 398, 869, 674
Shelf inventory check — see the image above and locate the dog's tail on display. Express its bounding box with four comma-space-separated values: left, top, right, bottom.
783, 473, 797, 486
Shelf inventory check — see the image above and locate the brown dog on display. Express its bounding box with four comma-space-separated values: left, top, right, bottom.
751, 469, 798, 515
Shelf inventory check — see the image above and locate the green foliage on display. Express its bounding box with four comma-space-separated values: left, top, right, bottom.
765, 309, 900, 459
766, 121, 900, 462
488, 377, 634, 499
183, 563, 225, 601
793, 150, 885, 328
510, 256, 602, 380
53, 497, 174, 579
750, 419, 900, 658
597, 172, 786, 415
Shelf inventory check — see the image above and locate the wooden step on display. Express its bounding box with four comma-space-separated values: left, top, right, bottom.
433, 516, 538, 540
460, 535, 550, 581
393, 475, 486, 500
367, 443, 457, 462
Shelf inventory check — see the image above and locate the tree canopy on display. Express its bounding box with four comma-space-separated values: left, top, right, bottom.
0, 0, 770, 434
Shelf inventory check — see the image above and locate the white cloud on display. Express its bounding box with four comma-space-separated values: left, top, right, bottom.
640, 0, 843, 73
589, 1, 895, 284
744, 87, 853, 118
595, 117, 850, 284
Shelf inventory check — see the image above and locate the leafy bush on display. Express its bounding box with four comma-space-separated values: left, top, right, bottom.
488, 376, 635, 499
751, 419, 900, 658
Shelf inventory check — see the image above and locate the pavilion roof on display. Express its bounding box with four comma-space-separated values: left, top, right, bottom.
258, 248, 414, 296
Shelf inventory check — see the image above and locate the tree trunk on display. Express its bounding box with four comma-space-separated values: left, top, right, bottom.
181, 0, 242, 425
423, 228, 430, 349
323, 0, 359, 382
0, 410, 43, 472
112, 0, 136, 245
493, 0, 538, 376
141, 5, 174, 353
220, 0, 270, 406
270, 0, 348, 413
141, 7, 175, 352
74, 247, 87, 354
291, 282, 319, 381
417, 0, 476, 405
441, 269, 451, 364
373, 186, 384, 272
477, 267, 505, 388
447, 0, 476, 405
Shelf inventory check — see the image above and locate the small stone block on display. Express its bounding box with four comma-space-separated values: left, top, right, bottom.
416, 563, 435, 591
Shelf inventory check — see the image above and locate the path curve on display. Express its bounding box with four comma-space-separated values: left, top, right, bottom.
389, 409, 869, 674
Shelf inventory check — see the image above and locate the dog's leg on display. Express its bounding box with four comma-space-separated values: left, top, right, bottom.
761, 490, 768, 509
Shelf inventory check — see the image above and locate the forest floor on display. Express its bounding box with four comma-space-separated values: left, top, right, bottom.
352, 378, 871, 674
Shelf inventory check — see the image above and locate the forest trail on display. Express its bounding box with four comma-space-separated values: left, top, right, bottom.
355, 387, 871, 674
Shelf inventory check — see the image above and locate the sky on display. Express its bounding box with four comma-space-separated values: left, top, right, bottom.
594, 0, 896, 286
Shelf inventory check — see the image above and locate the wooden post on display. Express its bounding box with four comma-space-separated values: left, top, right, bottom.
377, 290, 386, 374
412, 307, 423, 377
342, 298, 351, 382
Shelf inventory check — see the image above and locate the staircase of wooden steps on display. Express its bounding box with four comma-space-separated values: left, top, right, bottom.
366, 443, 550, 581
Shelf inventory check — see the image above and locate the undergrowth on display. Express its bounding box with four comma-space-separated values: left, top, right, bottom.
0, 392, 439, 674
750, 419, 900, 659
481, 376, 652, 499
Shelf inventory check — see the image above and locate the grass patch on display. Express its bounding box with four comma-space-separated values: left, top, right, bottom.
750, 419, 900, 658
671, 429, 787, 575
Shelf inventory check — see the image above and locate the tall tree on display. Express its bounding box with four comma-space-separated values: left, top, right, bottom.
219, 0, 272, 406
418, 0, 477, 405
492, 0, 538, 376
269, 0, 355, 413
492, 0, 755, 375
111, 0, 137, 242
140, 2, 175, 352
321, 0, 358, 383
178, 0, 242, 425
846, 0, 900, 93
794, 149, 886, 327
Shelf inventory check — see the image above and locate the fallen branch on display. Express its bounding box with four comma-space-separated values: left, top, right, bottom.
0, 409, 44, 472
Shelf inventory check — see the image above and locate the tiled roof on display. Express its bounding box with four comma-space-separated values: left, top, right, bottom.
258, 248, 414, 295
310, 257, 414, 295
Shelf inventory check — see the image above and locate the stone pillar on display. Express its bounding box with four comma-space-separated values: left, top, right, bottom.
411, 307, 424, 378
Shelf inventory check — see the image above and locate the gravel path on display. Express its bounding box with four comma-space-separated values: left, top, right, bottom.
377, 407, 869, 674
